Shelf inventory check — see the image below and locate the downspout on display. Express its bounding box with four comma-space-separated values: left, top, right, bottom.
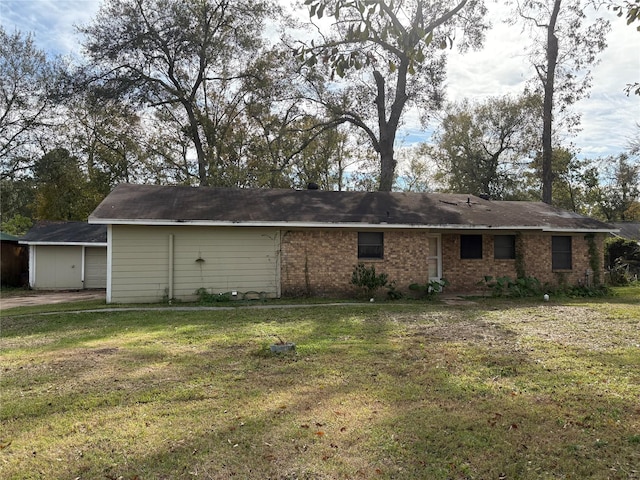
168, 234, 174, 300
81, 245, 86, 289
106, 226, 112, 303
276, 230, 281, 298
28, 245, 36, 288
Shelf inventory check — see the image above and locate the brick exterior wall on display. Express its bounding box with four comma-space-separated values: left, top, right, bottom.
442, 232, 606, 292
280, 229, 435, 297
280, 229, 607, 297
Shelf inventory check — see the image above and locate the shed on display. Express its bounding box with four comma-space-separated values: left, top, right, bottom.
1, 232, 28, 287
21, 221, 108, 290
89, 184, 616, 304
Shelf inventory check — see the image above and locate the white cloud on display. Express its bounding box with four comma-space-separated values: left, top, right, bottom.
0, 0, 101, 57
442, 5, 640, 159
2, 0, 637, 159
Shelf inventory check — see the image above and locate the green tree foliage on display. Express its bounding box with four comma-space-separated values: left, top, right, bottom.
0, 213, 32, 236
583, 153, 640, 221
0, 27, 57, 178
0, 177, 35, 224
79, 0, 276, 187
528, 147, 593, 212
398, 146, 433, 192
611, 0, 640, 94
288, 125, 351, 190
296, 0, 488, 191
431, 93, 540, 199
612, 0, 640, 26
512, 0, 610, 204
33, 148, 101, 221
64, 94, 149, 189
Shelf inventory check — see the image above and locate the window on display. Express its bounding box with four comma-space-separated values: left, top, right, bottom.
428, 236, 441, 279
552, 236, 572, 270
358, 232, 383, 259
494, 235, 516, 259
460, 234, 483, 259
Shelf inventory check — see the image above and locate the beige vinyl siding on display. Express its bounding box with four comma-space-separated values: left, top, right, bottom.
110, 225, 280, 303
84, 247, 107, 288
34, 245, 83, 290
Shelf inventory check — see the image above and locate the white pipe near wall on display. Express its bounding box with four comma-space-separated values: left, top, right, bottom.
28, 245, 36, 288
168, 234, 174, 300
106, 226, 112, 303
81, 245, 86, 288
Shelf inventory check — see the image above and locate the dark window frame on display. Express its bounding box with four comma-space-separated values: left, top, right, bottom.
358, 232, 384, 259
552, 236, 572, 270
460, 234, 483, 259
494, 235, 516, 260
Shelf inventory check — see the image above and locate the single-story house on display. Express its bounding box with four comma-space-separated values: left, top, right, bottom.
1, 232, 28, 287
89, 184, 615, 304
20, 221, 108, 290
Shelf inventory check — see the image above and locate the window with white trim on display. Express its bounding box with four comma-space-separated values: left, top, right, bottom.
428, 236, 441, 280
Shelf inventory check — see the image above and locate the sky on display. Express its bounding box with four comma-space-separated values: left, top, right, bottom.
1, 0, 639, 161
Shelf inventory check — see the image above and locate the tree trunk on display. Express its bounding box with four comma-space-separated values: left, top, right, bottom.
542, 0, 561, 204
378, 137, 396, 192
374, 64, 406, 192
183, 101, 209, 186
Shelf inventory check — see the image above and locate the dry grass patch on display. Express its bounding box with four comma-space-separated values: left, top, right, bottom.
1, 291, 639, 479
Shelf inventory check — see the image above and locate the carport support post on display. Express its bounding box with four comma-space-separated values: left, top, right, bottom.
168, 234, 174, 300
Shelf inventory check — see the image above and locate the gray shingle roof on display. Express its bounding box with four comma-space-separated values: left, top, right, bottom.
612, 222, 640, 241
89, 184, 615, 232
21, 221, 107, 244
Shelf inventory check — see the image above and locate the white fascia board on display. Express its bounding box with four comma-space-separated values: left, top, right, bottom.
90, 219, 542, 229
541, 228, 618, 233
88, 218, 614, 233
19, 241, 108, 247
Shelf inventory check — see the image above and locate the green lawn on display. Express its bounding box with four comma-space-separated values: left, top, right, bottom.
1, 289, 639, 479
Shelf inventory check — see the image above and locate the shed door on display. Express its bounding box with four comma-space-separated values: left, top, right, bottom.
85, 247, 107, 288
35, 246, 83, 289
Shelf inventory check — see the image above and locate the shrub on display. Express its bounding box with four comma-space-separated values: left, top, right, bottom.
543, 283, 610, 298
478, 275, 542, 297
605, 237, 640, 285
196, 288, 232, 303
351, 263, 388, 298
408, 279, 449, 300
386, 281, 404, 300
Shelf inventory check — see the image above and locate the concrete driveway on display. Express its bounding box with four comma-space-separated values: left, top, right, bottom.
0, 290, 106, 310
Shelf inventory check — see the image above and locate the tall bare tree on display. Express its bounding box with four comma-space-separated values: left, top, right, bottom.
295, 0, 488, 191
79, 0, 275, 186
512, 0, 610, 204
0, 27, 57, 179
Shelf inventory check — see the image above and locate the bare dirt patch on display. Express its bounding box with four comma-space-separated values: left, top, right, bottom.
0, 290, 105, 309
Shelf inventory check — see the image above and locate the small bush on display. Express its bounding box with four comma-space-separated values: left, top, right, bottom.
544, 283, 610, 298
605, 237, 640, 285
386, 281, 404, 300
478, 275, 542, 297
409, 279, 449, 300
351, 263, 388, 298
196, 288, 232, 303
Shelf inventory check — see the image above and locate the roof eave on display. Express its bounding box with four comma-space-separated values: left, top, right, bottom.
19, 241, 108, 247
88, 218, 613, 232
